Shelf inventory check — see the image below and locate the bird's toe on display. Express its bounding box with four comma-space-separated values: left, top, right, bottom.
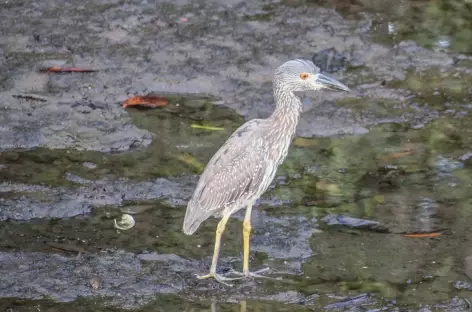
227, 267, 271, 278
196, 272, 243, 286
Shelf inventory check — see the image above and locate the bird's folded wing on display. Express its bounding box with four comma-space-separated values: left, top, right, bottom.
188, 119, 269, 216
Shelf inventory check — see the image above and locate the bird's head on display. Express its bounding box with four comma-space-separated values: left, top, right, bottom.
274, 59, 350, 93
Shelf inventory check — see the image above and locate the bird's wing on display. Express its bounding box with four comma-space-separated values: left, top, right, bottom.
183, 119, 270, 234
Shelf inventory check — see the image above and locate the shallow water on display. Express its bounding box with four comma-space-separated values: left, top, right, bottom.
314, 0, 472, 54
1, 0, 472, 311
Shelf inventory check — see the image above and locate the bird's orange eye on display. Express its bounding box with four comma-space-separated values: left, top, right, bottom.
299, 72, 310, 80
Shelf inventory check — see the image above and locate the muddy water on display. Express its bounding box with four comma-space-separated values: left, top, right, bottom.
1, 0, 472, 311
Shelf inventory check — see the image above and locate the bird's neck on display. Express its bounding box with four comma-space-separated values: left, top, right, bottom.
268, 90, 302, 138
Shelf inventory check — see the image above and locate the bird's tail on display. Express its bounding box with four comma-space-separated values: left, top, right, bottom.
182, 199, 207, 235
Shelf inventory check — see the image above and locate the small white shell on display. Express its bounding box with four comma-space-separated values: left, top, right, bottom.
114, 214, 135, 231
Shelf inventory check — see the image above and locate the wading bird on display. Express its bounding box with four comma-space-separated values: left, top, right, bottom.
183, 59, 349, 285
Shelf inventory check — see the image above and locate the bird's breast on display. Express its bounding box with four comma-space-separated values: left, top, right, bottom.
267, 124, 296, 163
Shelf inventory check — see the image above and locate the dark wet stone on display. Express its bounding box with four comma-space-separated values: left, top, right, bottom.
0, 251, 184, 308
435, 156, 464, 174
324, 293, 372, 310
323, 214, 388, 232
0, 176, 195, 221
433, 296, 471, 311
312, 48, 348, 73
0, 94, 153, 153
459, 152, 472, 161
454, 281, 472, 291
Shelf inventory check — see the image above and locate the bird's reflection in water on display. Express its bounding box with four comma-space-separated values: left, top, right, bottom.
240, 301, 247, 312
210, 300, 247, 312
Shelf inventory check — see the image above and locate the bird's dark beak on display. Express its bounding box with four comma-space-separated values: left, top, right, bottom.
316, 73, 350, 92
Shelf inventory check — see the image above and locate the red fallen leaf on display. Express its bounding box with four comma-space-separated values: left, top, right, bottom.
402, 232, 441, 238
39, 66, 98, 73
122, 96, 168, 108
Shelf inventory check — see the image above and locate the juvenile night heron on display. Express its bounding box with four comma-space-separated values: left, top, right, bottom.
183, 59, 349, 285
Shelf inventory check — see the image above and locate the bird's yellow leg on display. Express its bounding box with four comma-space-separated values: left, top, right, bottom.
242, 203, 252, 275
230, 203, 270, 278
197, 214, 242, 286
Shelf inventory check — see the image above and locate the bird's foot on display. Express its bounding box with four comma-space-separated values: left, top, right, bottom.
196, 272, 243, 287
228, 267, 272, 279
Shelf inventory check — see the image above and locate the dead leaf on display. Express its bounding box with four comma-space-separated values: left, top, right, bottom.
123, 96, 168, 108
39, 66, 98, 73
190, 124, 224, 131
402, 232, 441, 238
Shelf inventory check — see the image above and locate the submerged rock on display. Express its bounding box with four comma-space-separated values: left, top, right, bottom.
323, 214, 388, 232
312, 48, 348, 73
